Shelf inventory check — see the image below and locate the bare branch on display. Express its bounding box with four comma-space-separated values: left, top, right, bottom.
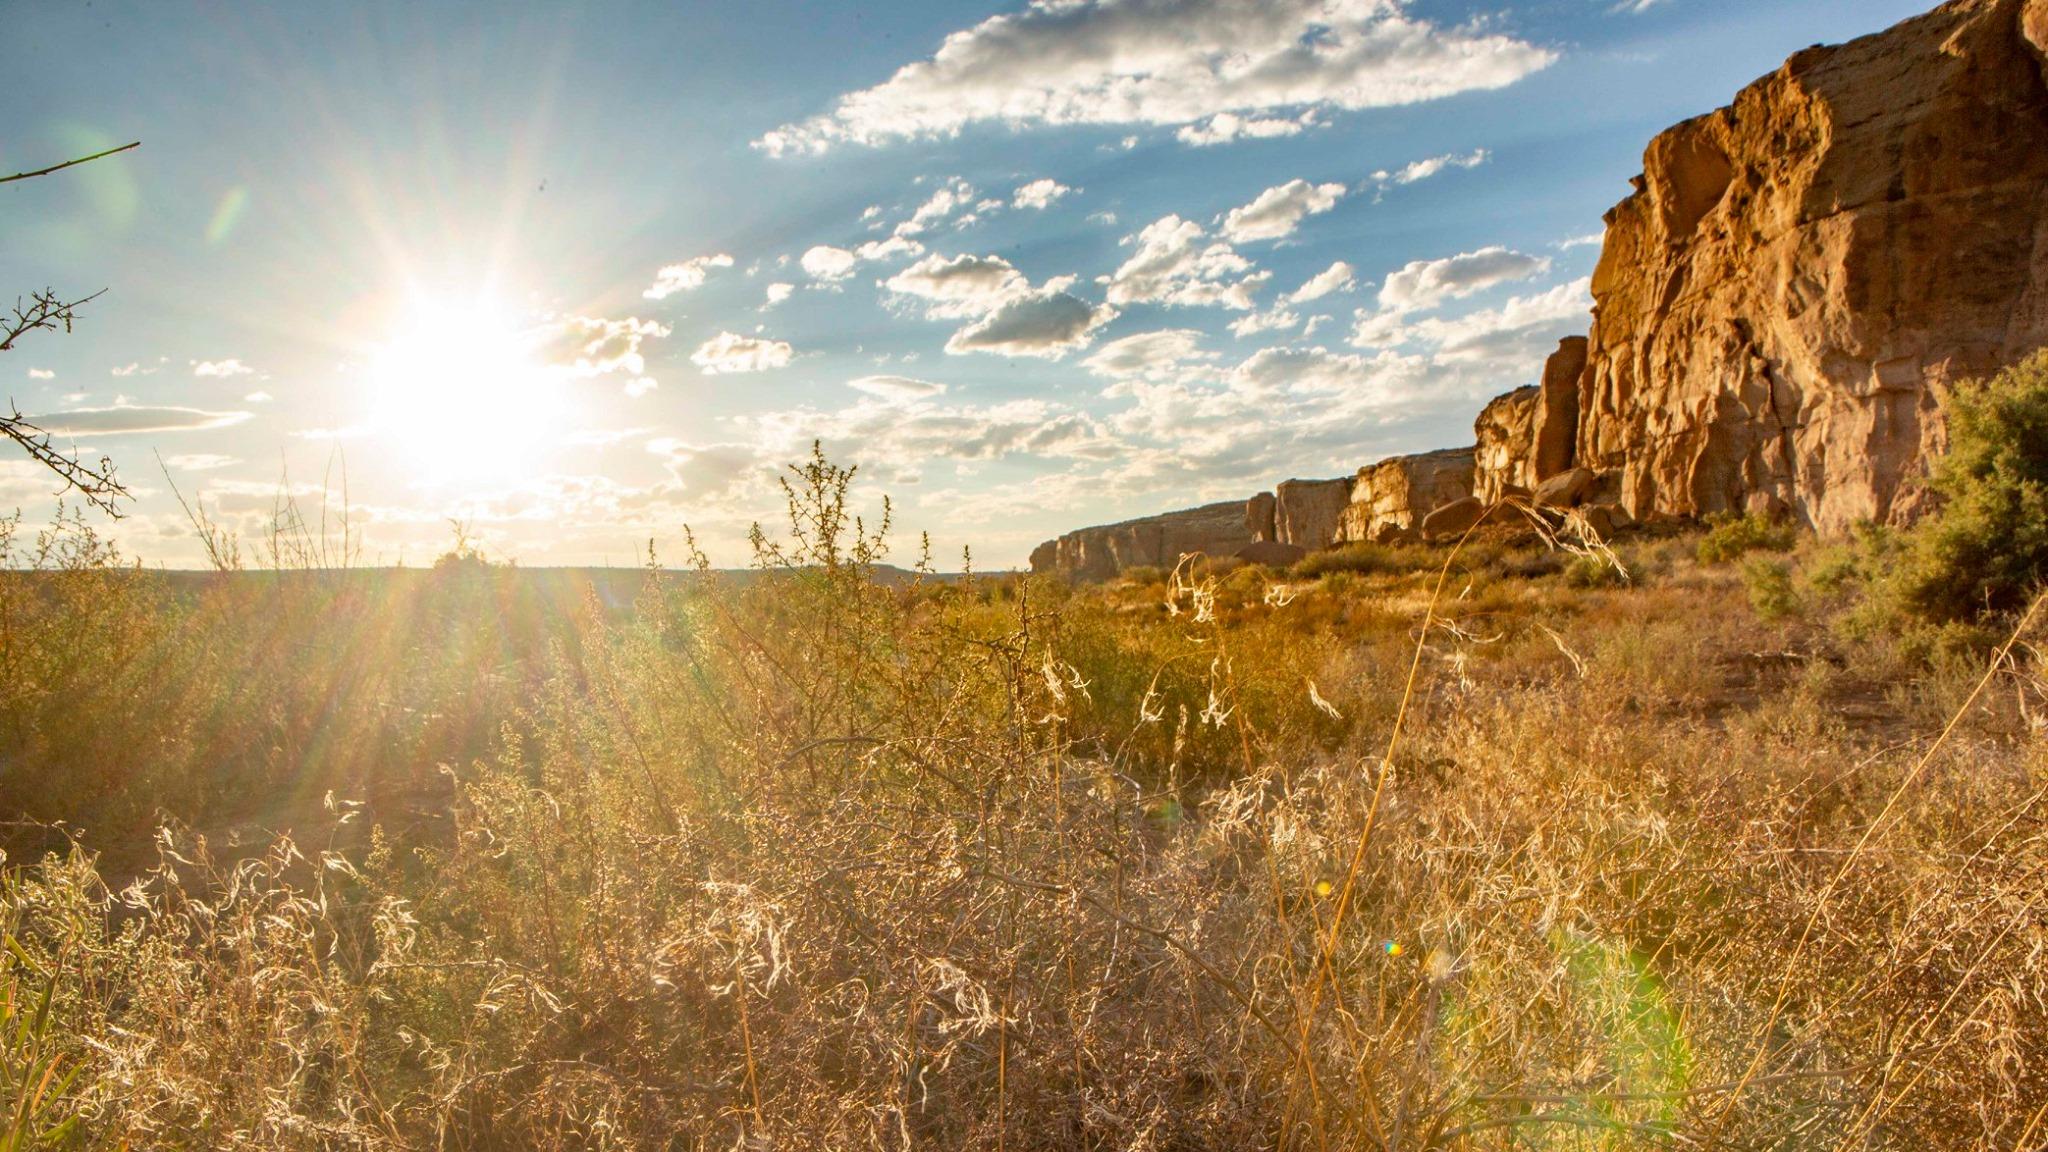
1, 288, 106, 352
0, 140, 140, 185
1, 403, 127, 518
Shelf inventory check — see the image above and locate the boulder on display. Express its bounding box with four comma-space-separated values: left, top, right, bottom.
1473, 386, 1539, 504
1421, 497, 1487, 541
1237, 540, 1308, 568
1534, 467, 1598, 509
1576, 0, 2048, 534
1245, 491, 1277, 543
1274, 477, 1354, 548
1533, 337, 1587, 481
1579, 503, 1634, 539
1337, 448, 1476, 543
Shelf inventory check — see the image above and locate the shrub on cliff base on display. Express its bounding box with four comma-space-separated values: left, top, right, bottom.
1697, 511, 1796, 565
1897, 350, 2048, 622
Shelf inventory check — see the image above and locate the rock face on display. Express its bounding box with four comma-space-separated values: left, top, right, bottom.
1273, 478, 1355, 548
1534, 337, 1587, 483
1031, 501, 1255, 582
1246, 491, 1278, 543
1576, 0, 2048, 533
1338, 449, 1476, 543
1474, 386, 1539, 503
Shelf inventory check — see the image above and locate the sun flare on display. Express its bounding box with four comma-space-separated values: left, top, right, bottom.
370, 298, 568, 484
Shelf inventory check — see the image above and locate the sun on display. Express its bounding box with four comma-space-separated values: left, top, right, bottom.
369, 298, 569, 484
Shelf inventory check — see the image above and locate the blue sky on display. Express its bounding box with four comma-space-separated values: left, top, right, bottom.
1, 0, 1930, 567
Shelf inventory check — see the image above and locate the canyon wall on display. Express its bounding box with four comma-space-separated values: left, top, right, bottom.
1574, 0, 2048, 532
1032, 0, 2048, 581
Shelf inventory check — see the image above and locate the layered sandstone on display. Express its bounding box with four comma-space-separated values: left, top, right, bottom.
1273, 478, 1355, 549
1576, 0, 2048, 532
1031, 501, 1254, 581
1473, 386, 1538, 504
1337, 449, 1476, 544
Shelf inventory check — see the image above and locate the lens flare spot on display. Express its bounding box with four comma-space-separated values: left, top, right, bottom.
206, 186, 249, 244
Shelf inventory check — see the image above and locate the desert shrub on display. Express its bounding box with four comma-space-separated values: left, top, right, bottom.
1118, 563, 1165, 586
1562, 552, 1625, 589
1743, 556, 1801, 618
1894, 350, 2048, 621
1697, 511, 1797, 564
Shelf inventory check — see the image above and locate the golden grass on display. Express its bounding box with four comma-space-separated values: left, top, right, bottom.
2, 465, 2045, 1149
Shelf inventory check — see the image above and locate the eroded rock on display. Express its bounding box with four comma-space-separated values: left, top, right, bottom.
1577, 0, 2048, 533
1274, 478, 1355, 549
1338, 449, 1476, 543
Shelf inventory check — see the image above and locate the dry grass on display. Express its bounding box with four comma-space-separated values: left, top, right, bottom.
2, 462, 2045, 1149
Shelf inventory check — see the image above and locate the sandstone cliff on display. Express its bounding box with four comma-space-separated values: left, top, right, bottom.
1576, 0, 2048, 532
1031, 501, 1254, 581
1473, 386, 1538, 504
1337, 449, 1476, 544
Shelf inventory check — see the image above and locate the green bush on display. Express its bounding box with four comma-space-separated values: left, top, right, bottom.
1292, 542, 1400, 580
1895, 351, 2048, 622
1742, 557, 1800, 619
1697, 512, 1796, 565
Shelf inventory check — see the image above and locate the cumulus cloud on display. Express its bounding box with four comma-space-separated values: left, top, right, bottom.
691, 331, 795, 375
885, 253, 1031, 319
1103, 215, 1267, 310
1083, 329, 1216, 383
801, 245, 860, 281
1399, 277, 1592, 364
1371, 147, 1489, 188
25, 404, 252, 436
192, 358, 254, 378
530, 314, 671, 395
643, 253, 735, 300
1228, 306, 1301, 338
762, 282, 795, 309
850, 375, 948, 402
1375, 246, 1549, 313
945, 282, 1117, 359
1011, 178, 1074, 210
26, 367, 53, 380
898, 178, 978, 235
1176, 110, 1317, 147
758, 394, 1119, 470
1289, 261, 1357, 303
756, 0, 1556, 154
1221, 179, 1348, 243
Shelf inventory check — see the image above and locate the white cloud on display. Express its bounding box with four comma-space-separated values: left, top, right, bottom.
1397, 277, 1592, 364
756, 0, 1556, 155
530, 315, 672, 393
192, 358, 254, 378
1176, 110, 1317, 147
853, 234, 926, 262
1228, 306, 1301, 338
24, 404, 252, 436
946, 282, 1117, 359
1221, 179, 1348, 243
1375, 245, 1549, 313
801, 245, 860, 281
244, 391, 273, 403
1083, 329, 1215, 383
1288, 261, 1356, 303
762, 282, 795, 309
885, 253, 1030, 319
643, 253, 735, 300
1103, 215, 1267, 310
1370, 147, 1489, 188
897, 178, 978, 235
1556, 231, 1604, 250
26, 368, 53, 380
691, 331, 795, 375
849, 375, 949, 402
1012, 178, 1074, 210
110, 358, 165, 378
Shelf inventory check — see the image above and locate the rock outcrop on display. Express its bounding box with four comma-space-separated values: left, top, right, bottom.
1337, 449, 1476, 544
1533, 337, 1586, 482
1031, 501, 1255, 581
1474, 386, 1538, 504
1274, 478, 1355, 549
1575, 0, 2048, 533
1031, 0, 2048, 580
